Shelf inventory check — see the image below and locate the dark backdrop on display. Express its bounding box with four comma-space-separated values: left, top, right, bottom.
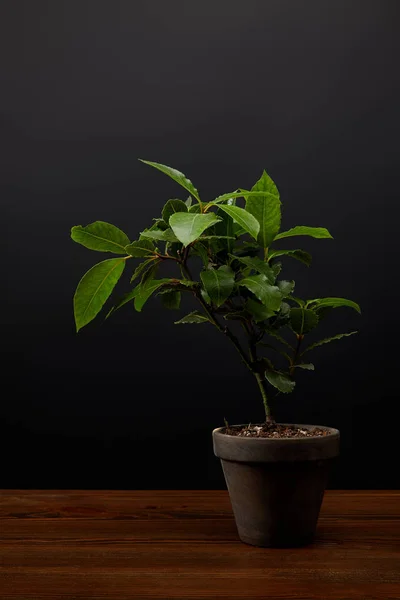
1, 0, 398, 489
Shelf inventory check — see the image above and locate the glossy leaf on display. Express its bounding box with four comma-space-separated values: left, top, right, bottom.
169, 212, 221, 247
71, 221, 130, 254
140, 228, 179, 242
74, 258, 126, 331
134, 278, 173, 312
265, 369, 295, 393
274, 226, 333, 241
200, 265, 235, 307
302, 331, 358, 354
125, 239, 156, 257
105, 286, 141, 319
277, 280, 295, 297
233, 256, 276, 283
245, 298, 275, 322
268, 249, 312, 267
159, 290, 181, 310
239, 275, 282, 311
130, 258, 156, 283
139, 160, 200, 201
245, 171, 281, 248
215, 208, 236, 253
217, 205, 259, 241
293, 363, 315, 370
289, 308, 319, 335
174, 311, 209, 324
307, 297, 361, 314
162, 199, 188, 224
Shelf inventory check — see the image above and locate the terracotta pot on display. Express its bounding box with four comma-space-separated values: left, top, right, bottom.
212, 423, 340, 547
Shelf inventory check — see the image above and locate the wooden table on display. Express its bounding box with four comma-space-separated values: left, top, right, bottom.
0, 490, 399, 599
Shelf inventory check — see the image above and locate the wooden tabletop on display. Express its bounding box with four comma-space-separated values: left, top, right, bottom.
0, 490, 399, 599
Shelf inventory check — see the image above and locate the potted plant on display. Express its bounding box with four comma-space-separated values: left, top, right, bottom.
71, 160, 360, 547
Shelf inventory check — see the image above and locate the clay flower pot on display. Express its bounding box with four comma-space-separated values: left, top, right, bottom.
213, 424, 340, 547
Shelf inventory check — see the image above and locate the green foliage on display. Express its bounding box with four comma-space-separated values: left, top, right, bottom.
74, 258, 126, 331
169, 212, 221, 246
71, 160, 360, 421
71, 222, 130, 254
217, 205, 260, 240
200, 266, 235, 308
245, 170, 281, 248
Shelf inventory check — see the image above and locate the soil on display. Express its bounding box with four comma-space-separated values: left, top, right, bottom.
223, 423, 330, 438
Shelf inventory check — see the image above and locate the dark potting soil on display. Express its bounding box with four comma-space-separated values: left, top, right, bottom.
223, 423, 330, 438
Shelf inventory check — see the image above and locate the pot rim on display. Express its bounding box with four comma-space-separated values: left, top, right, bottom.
213, 423, 340, 442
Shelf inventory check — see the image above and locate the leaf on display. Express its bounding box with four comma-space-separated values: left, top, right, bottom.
169, 212, 221, 247
262, 328, 294, 350
265, 369, 296, 393
200, 265, 235, 307
188, 203, 201, 213
302, 331, 358, 355
245, 170, 281, 248
185, 196, 192, 208
289, 308, 319, 335
125, 239, 156, 257
269, 301, 291, 329
140, 228, 179, 242
277, 280, 295, 297
293, 363, 315, 370
162, 199, 188, 224
174, 311, 209, 324
245, 298, 275, 322
134, 278, 173, 312
217, 205, 259, 241
233, 256, 276, 283
307, 297, 361, 314
239, 275, 282, 311
274, 226, 333, 241
130, 257, 156, 283
191, 241, 209, 267
71, 221, 130, 254
105, 286, 141, 319
160, 290, 181, 310
271, 262, 282, 278
268, 249, 312, 267
74, 258, 126, 331
208, 189, 277, 206
151, 218, 168, 231
214, 207, 236, 253
139, 159, 200, 202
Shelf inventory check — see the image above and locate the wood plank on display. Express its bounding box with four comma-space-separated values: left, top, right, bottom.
0, 490, 399, 599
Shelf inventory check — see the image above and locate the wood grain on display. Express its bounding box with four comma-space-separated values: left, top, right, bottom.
0, 490, 399, 599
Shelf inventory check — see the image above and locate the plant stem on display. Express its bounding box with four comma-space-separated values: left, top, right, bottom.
248, 339, 273, 423
290, 334, 304, 375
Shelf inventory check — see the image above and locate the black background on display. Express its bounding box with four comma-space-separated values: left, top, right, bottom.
1, 1, 398, 489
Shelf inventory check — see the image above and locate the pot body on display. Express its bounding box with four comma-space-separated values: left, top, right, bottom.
213, 424, 340, 547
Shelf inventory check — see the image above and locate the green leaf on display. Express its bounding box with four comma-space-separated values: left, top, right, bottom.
188, 203, 201, 213
293, 363, 315, 370
262, 328, 294, 350
265, 369, 295, 393
140, 228, 179, 242
208, 189, 277, 206
159, 290, 181, 310
302, 331, 358, 355
162, 199, 188, 224
71, 221, 130, 254
191, 241, 209, 267
151, 218, 168, 231
245, 170, 281, 248
169, 212, 221, 247
239, 275, 282, 311
74, 258, 126, 331
277, 280, 295, 297
271, 262, 282, 278
125, 239, 156, 257
130, 258, 156, 283
307, 297, 361, 314
217, 205, 260, 241
174, 311, 209, 324
214, 208, 236, 253
289, 308, 319, 335
245, 298, 275, 322
268, 249, 312, 267
105, 286, 141, 319
134, 278, 173, 312
233, 256, 276, 283
274, 226, 333, 241
139, 160, 200, 202
200, 265, 235, 308
185, 196, 192, 208
287, 296, 305, 307
269, 301, 291, 329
